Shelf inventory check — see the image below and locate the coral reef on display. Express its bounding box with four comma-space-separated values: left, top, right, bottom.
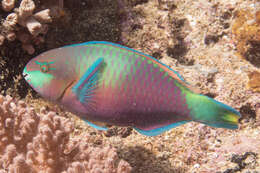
93, 0, 260, 172
0, 0, 64, 54
231, 9, 260, 67
1, 0, 15, 12
0, 0, 259, 172
247, 71, 260, 93
0, 95, 131, 173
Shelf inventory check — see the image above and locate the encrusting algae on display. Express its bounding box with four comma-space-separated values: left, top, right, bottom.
247, 71, 260, 93
231, 9, 260, 67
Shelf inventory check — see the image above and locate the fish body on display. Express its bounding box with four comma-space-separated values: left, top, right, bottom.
23, 41, 240, 136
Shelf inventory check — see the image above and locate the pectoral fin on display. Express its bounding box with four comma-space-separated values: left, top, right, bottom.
72, 58, 104, 107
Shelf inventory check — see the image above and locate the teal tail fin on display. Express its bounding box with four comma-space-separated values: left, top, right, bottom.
187, 93, 241, 129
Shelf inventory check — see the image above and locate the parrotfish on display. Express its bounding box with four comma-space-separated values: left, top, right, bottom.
23, 41, 241, 136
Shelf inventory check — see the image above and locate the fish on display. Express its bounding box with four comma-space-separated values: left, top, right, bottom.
23, 41, 241, 136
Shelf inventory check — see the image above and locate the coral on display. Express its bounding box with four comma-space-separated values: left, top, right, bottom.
0, 95, 132, 173
5, 31, 15, 41
231, 10, 260, 67
0, 0, 63, 54
0, 34, 5, 45
247, 71, 260, 93
18, 0, 36, 19
33, 9, 52, 23
25, 17, 42, 36
3, 13, 18, 29
0, 0, 259, 172
1, 0, 15, 12
21, 43, 35, 55
256, 104, 260, 126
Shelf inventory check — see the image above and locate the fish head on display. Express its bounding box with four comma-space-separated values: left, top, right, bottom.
23, 48, 75, 101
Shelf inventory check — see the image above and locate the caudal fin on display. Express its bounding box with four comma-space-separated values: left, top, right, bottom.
188, 94, 241, 129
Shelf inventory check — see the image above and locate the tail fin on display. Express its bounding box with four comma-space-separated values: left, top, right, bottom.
187, 93, 241, 129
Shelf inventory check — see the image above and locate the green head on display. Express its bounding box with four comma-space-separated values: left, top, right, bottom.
23, 48, 75, 101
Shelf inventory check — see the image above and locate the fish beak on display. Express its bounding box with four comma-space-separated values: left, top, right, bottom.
23, 67, 30, 81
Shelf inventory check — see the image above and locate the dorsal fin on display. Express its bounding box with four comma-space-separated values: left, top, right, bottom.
71, 58, 104, 111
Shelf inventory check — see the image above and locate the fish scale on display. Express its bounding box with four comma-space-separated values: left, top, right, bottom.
67, 44, 191, 126
73, 45, 179, 117
23, 41, 241, 136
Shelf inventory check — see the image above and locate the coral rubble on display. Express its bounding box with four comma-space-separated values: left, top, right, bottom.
0, 95, 132, 173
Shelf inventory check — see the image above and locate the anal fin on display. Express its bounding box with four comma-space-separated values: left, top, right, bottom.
84, 119, 108, 131
134, 121, 190, 136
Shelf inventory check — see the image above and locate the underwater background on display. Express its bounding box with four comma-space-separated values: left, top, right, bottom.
0, 0, 259, 172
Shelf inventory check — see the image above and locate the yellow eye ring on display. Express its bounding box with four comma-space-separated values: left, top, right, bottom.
40, 64, 49, 73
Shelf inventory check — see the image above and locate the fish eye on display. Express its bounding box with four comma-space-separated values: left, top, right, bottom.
40, 64, 49, 73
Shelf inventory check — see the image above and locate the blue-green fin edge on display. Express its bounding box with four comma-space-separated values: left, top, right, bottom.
134, 120, 190, 136
72, 57, 104, 104
84, 120, 108, 130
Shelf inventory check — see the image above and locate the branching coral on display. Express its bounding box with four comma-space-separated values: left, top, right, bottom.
18, 0, 36, 19
0, 95, 132, 173
1, 0, 15, 12
0, 0, 63, 54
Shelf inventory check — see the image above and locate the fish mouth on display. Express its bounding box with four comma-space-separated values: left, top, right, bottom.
23, 67, 31, 83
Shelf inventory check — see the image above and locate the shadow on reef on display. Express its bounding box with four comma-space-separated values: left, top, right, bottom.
244, 40, 260, 68
118, 146, 186, 173
221, 152, 258, 173
0, 0, 122, 98
167, 18, 193, 66
239, 103, 256, 120
46, 0, 122, 48
0, 41, 37, 98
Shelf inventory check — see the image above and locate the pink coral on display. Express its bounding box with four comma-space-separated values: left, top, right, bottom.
0, 95, 132, 173
17, 31, 30, 43
22, 43, 35, 55
0, 0, 54, 54
3, 13, 18, 29
0, 34, 5, 45
33, 9, 52, 23
5, 31, 16, 41
1, 0, 15, 12
25, 17, 42, 36
256, 103, 260, 126
18, 0, 36, 19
